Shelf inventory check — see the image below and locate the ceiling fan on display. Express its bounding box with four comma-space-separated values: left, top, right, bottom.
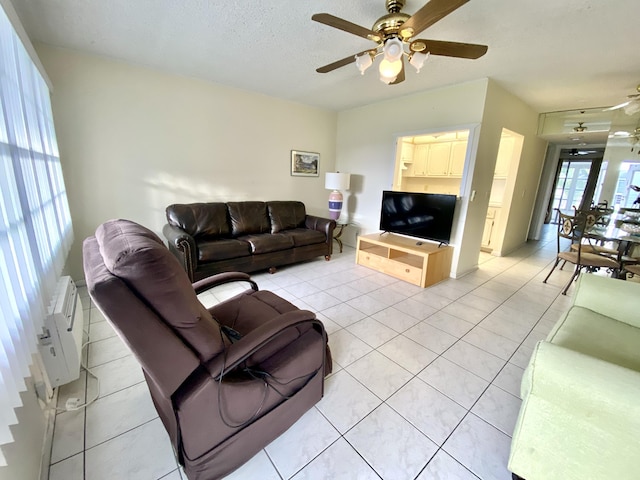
568, 148, 597, 156
605, 84, 640, 115
312, 0, 488, 85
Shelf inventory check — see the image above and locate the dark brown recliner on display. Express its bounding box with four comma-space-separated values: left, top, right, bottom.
83, 219, 332, 479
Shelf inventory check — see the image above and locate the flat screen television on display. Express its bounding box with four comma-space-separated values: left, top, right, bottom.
379, 191, 457, 245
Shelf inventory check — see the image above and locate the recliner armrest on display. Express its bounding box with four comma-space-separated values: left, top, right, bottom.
193, 272, 258, 295
163, 223, 197, 280
204, 310, 323, 378
305, 215, 336, 242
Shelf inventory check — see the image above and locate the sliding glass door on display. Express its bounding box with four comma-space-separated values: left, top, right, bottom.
546, 152, 603, 223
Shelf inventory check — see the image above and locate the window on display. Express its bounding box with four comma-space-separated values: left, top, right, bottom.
612, 162, 640, 208
0, 5, 73, 464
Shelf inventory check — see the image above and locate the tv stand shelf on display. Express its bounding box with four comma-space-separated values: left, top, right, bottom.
356, 233, 453, 288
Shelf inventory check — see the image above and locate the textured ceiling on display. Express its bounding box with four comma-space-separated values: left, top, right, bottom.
10, 0, 640, 117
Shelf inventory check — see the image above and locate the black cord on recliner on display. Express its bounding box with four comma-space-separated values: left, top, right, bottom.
215, 325, 323, 428
216, 325, 271, 429
245, 365, 323, 400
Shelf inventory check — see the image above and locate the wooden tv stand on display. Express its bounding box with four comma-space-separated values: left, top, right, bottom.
356, 233, 453, 288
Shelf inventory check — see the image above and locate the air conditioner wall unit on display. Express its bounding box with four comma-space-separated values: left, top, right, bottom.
37, 276, 84, 388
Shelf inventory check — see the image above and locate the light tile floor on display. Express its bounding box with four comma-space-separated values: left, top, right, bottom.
49, 228, 582, 480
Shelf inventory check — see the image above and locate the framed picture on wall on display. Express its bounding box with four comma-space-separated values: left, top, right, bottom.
291, 150, 320, 177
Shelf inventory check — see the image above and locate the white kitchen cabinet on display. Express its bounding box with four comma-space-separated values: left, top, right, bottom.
412, 144, 430, 176
448, 141, 467, 177
482, 217, 494, 247
400, 141, 415, 177
481, 206, 500, 248
406, 140, 468, 178
400, 141, 414, 162
425, 143, 451, 176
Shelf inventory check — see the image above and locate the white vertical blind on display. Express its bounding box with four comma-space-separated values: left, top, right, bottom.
0, 5, 73, 465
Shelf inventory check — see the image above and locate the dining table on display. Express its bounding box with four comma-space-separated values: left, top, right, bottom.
586, 211, 640, 276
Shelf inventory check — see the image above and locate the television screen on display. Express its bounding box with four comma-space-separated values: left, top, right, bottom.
379, 191, 457, 244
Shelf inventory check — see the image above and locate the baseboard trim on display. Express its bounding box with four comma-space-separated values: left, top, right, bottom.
39, 388, 58, 480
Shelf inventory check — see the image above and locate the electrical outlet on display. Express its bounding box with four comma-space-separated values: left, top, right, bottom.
65, 397, 81, 410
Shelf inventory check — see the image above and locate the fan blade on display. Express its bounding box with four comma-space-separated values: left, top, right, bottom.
603, 101, 631, 112
400, 0, 470, 39
312, 13, 381, 42
412, 39, 487, 59
316, 50, 370, 73
390, 60, 405, 85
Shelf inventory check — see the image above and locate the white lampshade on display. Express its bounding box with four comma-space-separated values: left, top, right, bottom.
325, 172, 351, 191
409, 51, 429, 73
383, 38, 403, 62
355, 52, 374, 75
379, 58, 402, 79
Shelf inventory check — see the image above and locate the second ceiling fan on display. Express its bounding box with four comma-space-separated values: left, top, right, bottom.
312, 0, 488, 84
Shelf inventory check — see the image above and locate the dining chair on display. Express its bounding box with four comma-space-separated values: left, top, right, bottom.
569, 207, 619, 257
622, 262, 640, 280
544, 210, 621, 295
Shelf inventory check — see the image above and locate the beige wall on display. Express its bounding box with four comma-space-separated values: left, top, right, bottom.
335, 79, 547, 276
335, 79, 488, 276
467, 80, 548, 264
36, 44, 338, 280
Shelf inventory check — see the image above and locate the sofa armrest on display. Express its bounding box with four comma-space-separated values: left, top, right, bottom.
204, 310, 323, 378
163, 223, 197, 281
510, 341, 640, 480
305, 215, 336, 243
192, 272, 258, 295
522, 341, 640, 414
572, 273, 640, 328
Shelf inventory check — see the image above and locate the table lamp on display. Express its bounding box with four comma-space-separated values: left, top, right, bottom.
325, 172, 351, 220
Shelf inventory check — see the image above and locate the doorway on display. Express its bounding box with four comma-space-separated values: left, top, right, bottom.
481, 129, 524, 253
545, 149, 604, 223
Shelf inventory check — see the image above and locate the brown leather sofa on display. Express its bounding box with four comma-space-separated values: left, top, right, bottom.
83, 219, 332, 479
163, 201, 336, 281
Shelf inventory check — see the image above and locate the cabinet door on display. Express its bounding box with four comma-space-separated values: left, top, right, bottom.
401, 142, 415, 176
401, 142, 414, 163
482, 217, 494, 247
448, 141, 467, 177
412, 144, 429, 176
425, 143, 451, 176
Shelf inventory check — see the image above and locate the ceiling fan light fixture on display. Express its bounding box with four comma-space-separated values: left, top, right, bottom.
383, 37, 404, 62
355, 52, 374, 75
409, 51, 429, 73
379, 58, 402, 80
379, 73, 397, 84
624, 99, 640, 116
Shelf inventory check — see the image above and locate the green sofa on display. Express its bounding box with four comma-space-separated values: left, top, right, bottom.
508, 273, 640, 480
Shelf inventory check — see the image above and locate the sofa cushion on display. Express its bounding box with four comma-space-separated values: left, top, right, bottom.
198, 238, 251, 262
548, 305, 640, 371
237, 233, 294, 254
228, 202, 270, 237
166, 203, 229, 238
281, 228, 326, 247
267, 201, 306, 233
